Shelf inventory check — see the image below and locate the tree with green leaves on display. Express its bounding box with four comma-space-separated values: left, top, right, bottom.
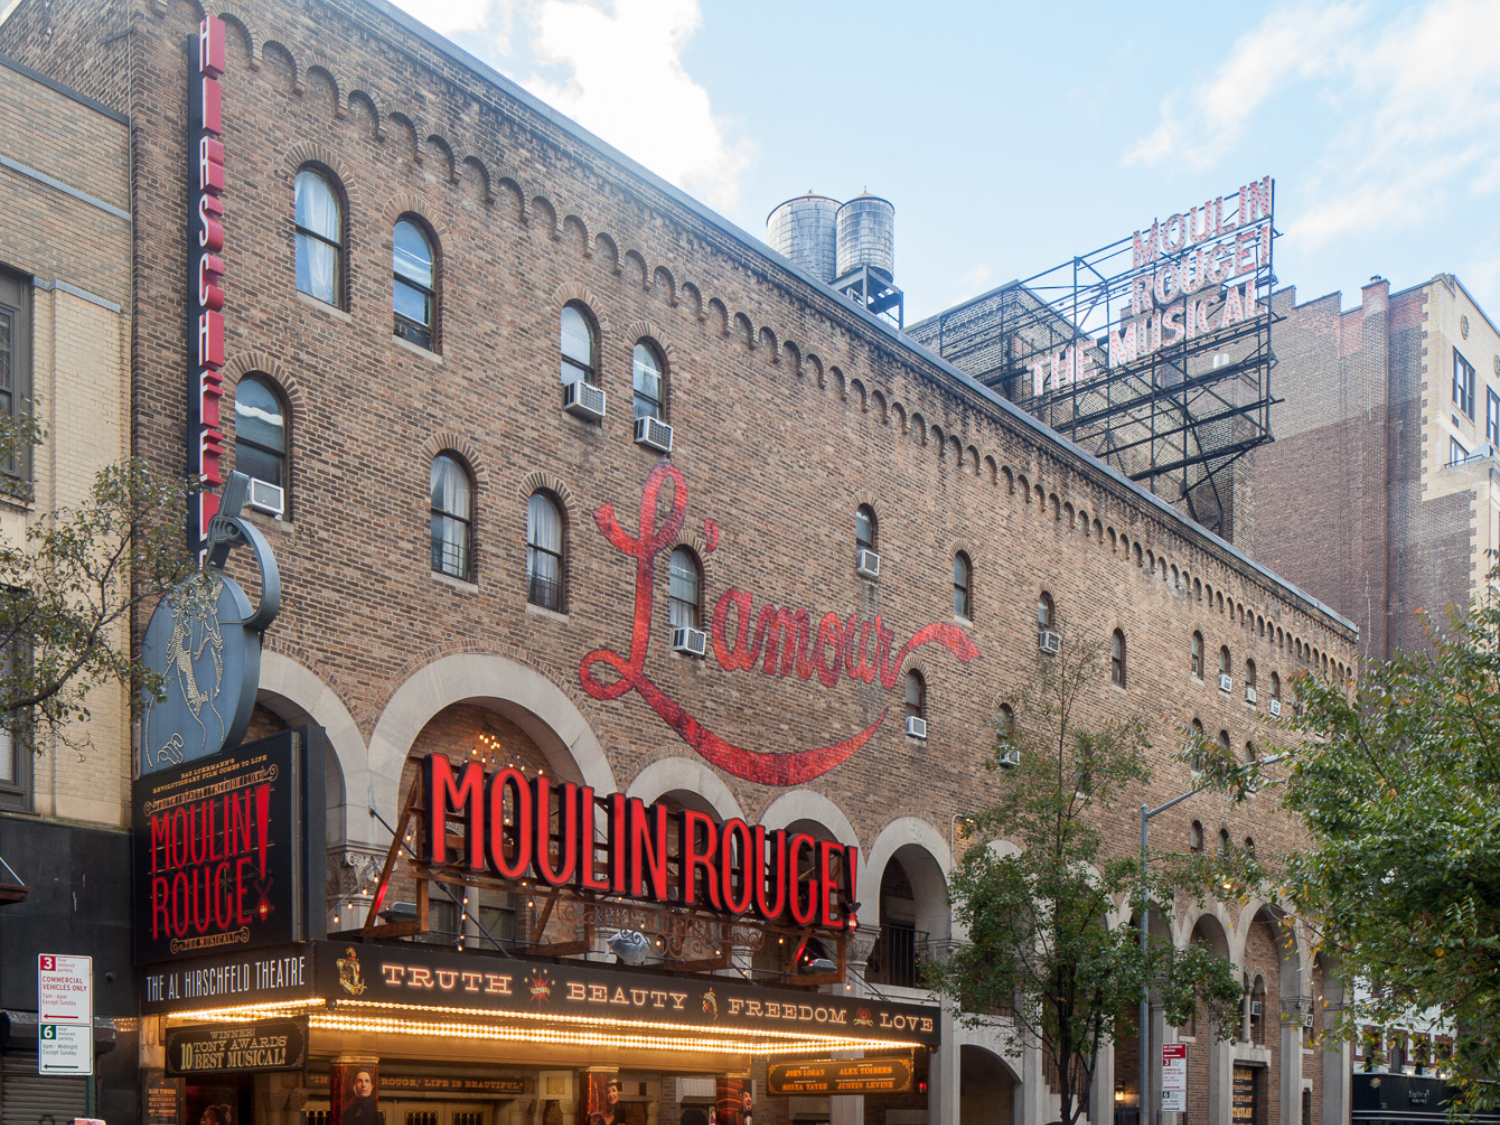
0, 411, 194, 749
927, 642, 1244, 1125
1226, 588, 1500, 1113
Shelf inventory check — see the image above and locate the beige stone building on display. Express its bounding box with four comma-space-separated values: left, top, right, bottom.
0, 47, 137, 1120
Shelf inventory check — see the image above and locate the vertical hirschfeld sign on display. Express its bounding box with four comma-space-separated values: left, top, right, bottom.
189, 16, 228, 558
37, 954, 92, 1075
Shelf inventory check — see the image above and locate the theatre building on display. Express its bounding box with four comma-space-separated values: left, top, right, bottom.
0, 3, 1359, 1125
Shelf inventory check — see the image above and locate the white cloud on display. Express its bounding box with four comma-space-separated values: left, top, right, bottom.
389, 0, 753, 214
1125, 1, 1500, 253
1123, 3, 1366, 171
523, 0, 753, 213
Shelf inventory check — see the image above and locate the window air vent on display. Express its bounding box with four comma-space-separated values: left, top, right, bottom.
671, 627, 707, 657
563, 379, 606, 421
1038, 630, 1061, 655
1245, 685, 1257, 705
997, 747, 1021, 769
247, 478, 285, 517
855, 549, 881, 580
1269, 699, 1282, 717
905, 716, 927, 740
1219, 673, 1233, 693
634, 415, 674, 453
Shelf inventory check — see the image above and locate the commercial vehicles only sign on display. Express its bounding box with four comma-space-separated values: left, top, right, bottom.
38, 954, 92, 1075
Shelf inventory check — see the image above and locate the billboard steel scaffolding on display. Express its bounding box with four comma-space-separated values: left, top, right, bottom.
912, 178, 1280, 540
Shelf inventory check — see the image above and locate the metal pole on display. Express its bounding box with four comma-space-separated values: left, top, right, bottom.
1140, 803, 1150, 1125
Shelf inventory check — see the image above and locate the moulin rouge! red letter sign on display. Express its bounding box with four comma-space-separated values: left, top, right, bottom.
580, 465, 979, 785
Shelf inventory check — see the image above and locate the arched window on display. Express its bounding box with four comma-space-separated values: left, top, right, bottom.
1037, 592, 1054, 631
233, 375, 288, 514
1111, 629, 1126, 687
997, 703, 1015, 741
560, 304, 597, 385
1218, 827, 1231, 852
632, 341, 666, 420
1189, 718, 1205, 773
1219, 646, 1231, 676
1189, 820, 1204, 852
856, 505, 877, 553
905, 670, 926, 720
526, 492, 564, 611
953, 552, 972, 619
668, 547, 701, 631
294, 168, 343, 305
1246, 659, 1257, 701
393, 218, 436, 349
1218, 730, 1231, 758
1245, 741, 1257, 765
1191, 631, 1204, 679
1270, 671, 1281, 702
430, 454, 473, 580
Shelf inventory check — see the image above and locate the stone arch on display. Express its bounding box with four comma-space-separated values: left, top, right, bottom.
366, 653, 615, 827
948, 435, 963, 464
984, 455, 998, 483
220, 351, 307, 418
281, 142, 361, 214
930, 423, 945, 453
531, 196, 559, 239
625, 757, 747, 824
706, 297, 729, 336
593, 231, 619, 271
622, 248, 648, 289
424, 135, 457, 182
849, 378, 868, 411
679, 281, 703, 321
420, 431, 490, 488
759, 790, 859, 851
890, 399, 906, 432
562, 214, 590, 258
1002, 466, 1014, 493
517, 468, 576, 513
622, 319, 673, 361
261, 39, 301, 94
910, 412, 927, 445
732, 312, 755, 350
966, 445, 980, 475
652, 266, 677, 305
345, 88, 383, 138
257, 651, 366, 846
496, 178, 525, 224
386, 112, 421, 164
303, 64, 340, 117
757, 325, 778, 360
380, 193, 451, 242
213, 9, 259, 69
460, 155, 493, 203
862, 816, 952, 912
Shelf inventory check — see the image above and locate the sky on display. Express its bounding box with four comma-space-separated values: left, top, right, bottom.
392, 0, 1500, 325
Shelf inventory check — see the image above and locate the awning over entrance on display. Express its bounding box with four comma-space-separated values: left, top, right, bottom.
140, 940, 940, 1057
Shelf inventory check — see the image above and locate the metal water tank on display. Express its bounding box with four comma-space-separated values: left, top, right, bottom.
836, 193, 895, 282
766, 193, 840, 284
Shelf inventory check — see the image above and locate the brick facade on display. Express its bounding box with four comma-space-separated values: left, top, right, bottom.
1, 3, 1357, 1125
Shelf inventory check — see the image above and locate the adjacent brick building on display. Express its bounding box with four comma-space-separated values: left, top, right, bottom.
1247, 276, 1498, 660
0, 49, 138, 1124
0, 4, 1357, 1125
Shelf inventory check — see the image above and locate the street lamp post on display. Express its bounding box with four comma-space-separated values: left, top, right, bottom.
1137, 754, 1282, 1125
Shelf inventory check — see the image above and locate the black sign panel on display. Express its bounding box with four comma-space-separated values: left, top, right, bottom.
768, 1058, 913, 1095
140, 943, 314, 1015
132, 728, 326, 964
1233, 1066, 1258, 1125
314, 941, 939, 1047
166, 1017, 307, 1075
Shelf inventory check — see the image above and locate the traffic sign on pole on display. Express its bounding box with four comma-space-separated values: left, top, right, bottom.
38, 955, 93, 1076
1161, 1043, 1187, 1113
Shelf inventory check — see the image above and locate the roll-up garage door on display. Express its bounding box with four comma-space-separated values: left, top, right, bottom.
1, 1050, 88, 1125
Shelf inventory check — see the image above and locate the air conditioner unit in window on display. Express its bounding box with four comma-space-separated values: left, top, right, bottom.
247, 478, 285, 517
1219, 673, 1233, 692
1038, 629, 1061, 655
997, 746, 1021, 769
855, 549, 881, 579
672, 626, 707, 657
1245, 685, 1257, 704
1269, 699, 1282, 717
635, 414, 674, 453
1251, 1001, 1263, 1018
905, 716, 927, 740
562, 379, 606, 421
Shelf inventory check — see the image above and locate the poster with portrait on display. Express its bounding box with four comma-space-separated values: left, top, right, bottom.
582, 1073, 623, 1125
184, 1085, 236, 1125
330, 1061, 380, 1125
715, 1077, 751, 1125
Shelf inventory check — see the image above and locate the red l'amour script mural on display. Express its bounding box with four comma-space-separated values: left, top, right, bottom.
579, 465, 980, 786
